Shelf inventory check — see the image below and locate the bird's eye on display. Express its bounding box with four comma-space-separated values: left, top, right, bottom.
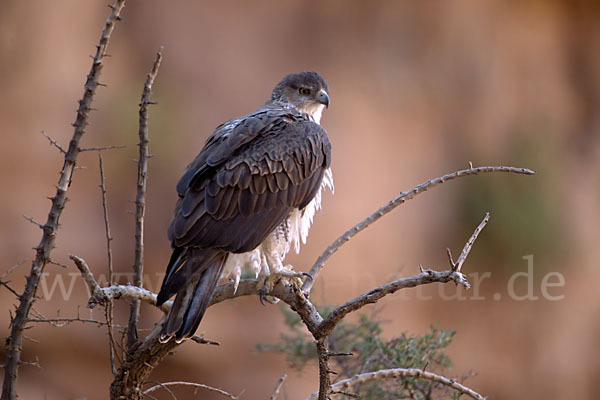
299, 88, 310, 95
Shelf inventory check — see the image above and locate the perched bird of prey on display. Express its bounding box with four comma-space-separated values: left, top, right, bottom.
157, 71, 333, 342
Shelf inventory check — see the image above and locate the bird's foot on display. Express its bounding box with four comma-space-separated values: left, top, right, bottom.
258, 264, 311, 305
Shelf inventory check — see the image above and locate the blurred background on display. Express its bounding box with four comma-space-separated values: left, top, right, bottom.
1, 0, 599, 398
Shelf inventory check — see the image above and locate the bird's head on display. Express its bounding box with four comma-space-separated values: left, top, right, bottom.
270, 71, 330, 124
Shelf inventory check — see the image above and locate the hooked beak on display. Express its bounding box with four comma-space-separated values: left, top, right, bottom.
317, 89, 330, 108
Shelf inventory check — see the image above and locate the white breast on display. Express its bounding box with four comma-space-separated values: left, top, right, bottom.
221, 168, 334, 285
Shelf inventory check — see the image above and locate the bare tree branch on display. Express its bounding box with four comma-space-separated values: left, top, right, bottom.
450, 212, 489, 273
303, 165, 535, 293
79, 144, 126, 152
269, 373, 287, 400
319, 268, 471, 338
1, 2, 126, 397
0, 261, 26, 280
306, 367, 486, 400
22, 215, 44, 229
27, 316, 106, 327
98, 158, 114, 275
127, 46, 163, 348
105, 303, 120, 376
316, 338, 333, 400
142, 381, 238, 399
98, 152, 119, 376
0, 280, 20, 299
69, 254, 171, 312
40, 130, 66, 154
318, 212, 488, 337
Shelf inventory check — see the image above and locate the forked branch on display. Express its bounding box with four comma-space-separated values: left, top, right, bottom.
303, 165, 534, 292
318, 212, 488, 337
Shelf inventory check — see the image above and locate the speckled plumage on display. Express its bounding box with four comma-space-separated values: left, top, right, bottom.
157, 72, 332, 341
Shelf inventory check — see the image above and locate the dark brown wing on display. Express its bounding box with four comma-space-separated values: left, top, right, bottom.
168, 109, 331, 254
158, 108, 331, 341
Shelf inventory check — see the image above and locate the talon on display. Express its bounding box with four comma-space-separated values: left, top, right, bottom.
259, 291, 268, 306
233, 274, 240, 295
259, 287, 268, 305
302, 272, 313, 281
259, 288, 278, 305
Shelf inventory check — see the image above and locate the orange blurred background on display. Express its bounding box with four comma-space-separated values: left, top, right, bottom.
1, 1, 599, 398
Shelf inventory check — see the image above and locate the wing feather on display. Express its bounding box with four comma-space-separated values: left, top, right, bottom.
275, 171, 289, 191
169, 109, 331, 254
239, 191, 259, 217
265, 173, 278, 192
251, 174, 267, 195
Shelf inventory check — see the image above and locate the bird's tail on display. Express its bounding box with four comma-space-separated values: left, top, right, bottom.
157, 247, 227, 342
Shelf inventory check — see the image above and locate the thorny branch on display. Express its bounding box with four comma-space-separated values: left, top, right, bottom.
98, 152, 119, 376
126, 46, 163, 349
1, 2, 126, 398
302, 165, 535, 293
40, 130, 66, 154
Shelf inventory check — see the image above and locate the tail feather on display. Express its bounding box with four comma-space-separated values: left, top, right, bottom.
156, 247, 186, 306
158, 247, 227, 342
177, 260, 224, 340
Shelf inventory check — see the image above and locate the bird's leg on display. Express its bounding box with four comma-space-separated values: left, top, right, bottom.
257, 253, 277, 305
257, 252, 311, 305
256, 224, 313, 304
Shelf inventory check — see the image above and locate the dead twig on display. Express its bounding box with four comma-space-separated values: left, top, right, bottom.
0, 261, 26, 280
27, 316, 106, 327
269, 373, 287, 400
0, 280, 20, 299
190, 335, 220, 346
70, 255, 105, 301
98, 153, 118, 376
23, 215, 44, 229
449, 212, 489, 273
127, 46, 163, 349
40, 130, 66, 154
79, 144, 126, 152
69, 254, 170, 312
104, 305, 120, 376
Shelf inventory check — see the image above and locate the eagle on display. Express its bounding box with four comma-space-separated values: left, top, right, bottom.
156, 71, 333, 342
